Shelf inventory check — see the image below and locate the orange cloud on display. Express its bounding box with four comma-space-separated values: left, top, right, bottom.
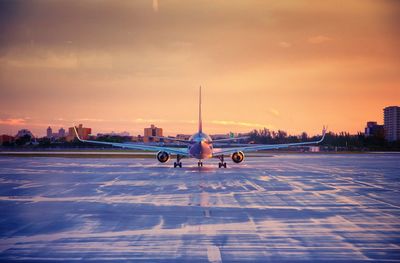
211, 120, 273, 129
268, 108, 280, 117
0, 118, 26, 126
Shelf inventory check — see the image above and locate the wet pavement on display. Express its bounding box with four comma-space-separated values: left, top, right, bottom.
0, 154, 399, 262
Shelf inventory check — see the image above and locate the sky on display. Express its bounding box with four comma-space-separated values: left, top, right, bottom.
0, 0, 399, 137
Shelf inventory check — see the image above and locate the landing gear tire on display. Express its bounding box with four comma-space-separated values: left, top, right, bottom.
174, 162, 182, 168
174, 155, 183, 168
218, 162, 227, 168
217, 155, 227, 168
198, 161, 203, 167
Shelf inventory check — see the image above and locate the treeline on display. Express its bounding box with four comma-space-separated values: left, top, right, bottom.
248, 128, 400, 151
2, 129, 400, 151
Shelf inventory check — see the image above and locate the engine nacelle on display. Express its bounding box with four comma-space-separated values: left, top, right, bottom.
231, 151, 245, 163
156, 151, 170, 163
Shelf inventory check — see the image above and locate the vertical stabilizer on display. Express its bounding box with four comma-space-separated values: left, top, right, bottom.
199, 86, 202, 133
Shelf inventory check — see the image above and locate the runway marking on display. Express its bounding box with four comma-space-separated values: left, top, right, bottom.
207, 245, 222, 263
258, 175, 270, 181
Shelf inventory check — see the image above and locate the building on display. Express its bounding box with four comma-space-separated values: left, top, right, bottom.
46, 127, 66, 139
131, 135, 143, 142
211, 133, 230, 140
364, 121, 384, 138
15, 129, 34, 139
308, 146, 320, 152
66, 124, 92, 142
384, 106, 400, 142
0, 135, 14, 145
58, 128, 66, 138
46, 127, 53, 138
97, 131, 131, 137
176, 134, 191, 140
143, 124, 163, 143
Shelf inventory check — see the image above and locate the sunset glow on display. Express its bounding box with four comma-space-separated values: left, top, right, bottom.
1, 0, 399, 137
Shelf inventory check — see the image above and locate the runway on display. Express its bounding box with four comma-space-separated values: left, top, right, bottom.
0, 154, 399, 262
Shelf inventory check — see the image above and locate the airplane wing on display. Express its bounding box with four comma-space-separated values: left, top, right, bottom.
213, 126, 327, 155
212, 136, 249, 143
149, 136, 191, 144
73, 126, 189, 156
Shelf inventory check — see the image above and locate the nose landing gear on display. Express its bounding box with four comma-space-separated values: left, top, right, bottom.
198, 161, 203, 167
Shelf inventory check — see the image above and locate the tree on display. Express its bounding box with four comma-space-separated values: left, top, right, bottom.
15, 134, 32, 146
301, 132, 308, 141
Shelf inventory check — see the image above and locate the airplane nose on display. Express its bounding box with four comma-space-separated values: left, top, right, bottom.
190, 140, 212, 159
199, 142, 203, 154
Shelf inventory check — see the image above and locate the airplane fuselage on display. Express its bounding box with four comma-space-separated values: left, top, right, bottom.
188, 132, 213, 159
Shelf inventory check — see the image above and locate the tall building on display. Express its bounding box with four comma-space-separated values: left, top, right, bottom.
58, 128, 66, 138
384, 106, 400, 142
66, 124, 92, 142
143, 124, 163, 143
364, 121, 384, 138
47, 126, 53, 138
46, 126, 66, 139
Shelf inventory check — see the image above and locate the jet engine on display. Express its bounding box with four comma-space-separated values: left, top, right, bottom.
231, 151, 245, 163
156, 151, 170, 163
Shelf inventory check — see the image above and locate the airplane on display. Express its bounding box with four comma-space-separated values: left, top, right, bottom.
73, 87, 326, 168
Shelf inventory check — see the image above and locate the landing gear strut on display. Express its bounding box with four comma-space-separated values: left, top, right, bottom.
174, 154, 183, 168
198, 161, 203, 167
218, 155, 227, 168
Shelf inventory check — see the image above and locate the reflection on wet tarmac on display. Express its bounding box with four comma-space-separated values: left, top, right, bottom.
0, 154, 399, 262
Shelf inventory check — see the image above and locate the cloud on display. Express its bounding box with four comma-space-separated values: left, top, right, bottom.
0, 118, 26, 125
308, 35, 332, 44
135, 118, 167, 123
76, 118, 106, 122
0, 52, 79, 69
0, 51, 115, 71
211, 120, 272, 129
0, 1, 399, 136
268, 108, 280, 117
279, 41, 292, 48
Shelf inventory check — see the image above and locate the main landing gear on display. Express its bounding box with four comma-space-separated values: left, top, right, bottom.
174, 154, 183, 168
198, 161, 203, 167
218, 155, 227, 168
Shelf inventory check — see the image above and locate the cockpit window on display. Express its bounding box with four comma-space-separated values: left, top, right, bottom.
189, 132, 212, 142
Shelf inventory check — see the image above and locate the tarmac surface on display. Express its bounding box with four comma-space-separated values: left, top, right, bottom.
0, 153, 399, 262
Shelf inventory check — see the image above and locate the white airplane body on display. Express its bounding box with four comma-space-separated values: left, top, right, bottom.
74, 87, 326, 168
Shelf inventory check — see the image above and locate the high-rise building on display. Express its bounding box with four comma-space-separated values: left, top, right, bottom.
143, 124, 163, 143
364, 121, 384, 138
66, 124, 92, 142
384, 106, 400, 142
47, 126, 53, 138
58, 128, 66, 138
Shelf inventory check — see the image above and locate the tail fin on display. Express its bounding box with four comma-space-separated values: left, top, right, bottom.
198, 86, 202, 133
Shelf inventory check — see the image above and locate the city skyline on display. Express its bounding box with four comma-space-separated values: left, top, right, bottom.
0, 108, 396, 138
1, 1, 399, 137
